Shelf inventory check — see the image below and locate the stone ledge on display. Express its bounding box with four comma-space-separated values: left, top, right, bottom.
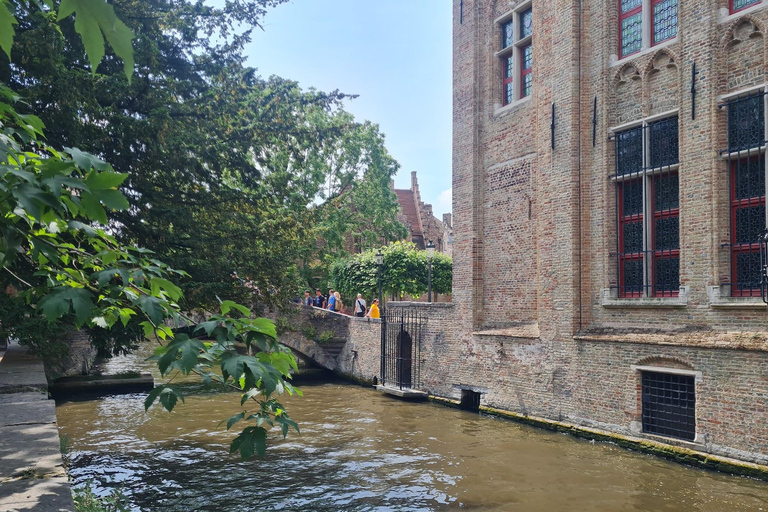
601, 286, 689, 308
473, 322, 540, 339
387, 301, 454, 308
707, 285, 768, 309
574, 328, 768, 352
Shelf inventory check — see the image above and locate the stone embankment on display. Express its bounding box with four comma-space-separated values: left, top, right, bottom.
0, 344, 74, 512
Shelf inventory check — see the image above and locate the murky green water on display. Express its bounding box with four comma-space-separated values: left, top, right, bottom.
56, 348, 768, 511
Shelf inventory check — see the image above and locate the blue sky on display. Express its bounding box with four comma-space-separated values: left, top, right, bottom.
247, 0, 453, 217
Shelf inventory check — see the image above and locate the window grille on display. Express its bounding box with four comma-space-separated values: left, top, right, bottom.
498, 4, 533, 106
721, 91, 767, 296
641, 371, 696, 441
614, 115, 680, 298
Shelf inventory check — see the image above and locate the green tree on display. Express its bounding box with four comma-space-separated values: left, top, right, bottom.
330, 241, 452, 301
2, 0, 406, 309
0, 0, 299, 459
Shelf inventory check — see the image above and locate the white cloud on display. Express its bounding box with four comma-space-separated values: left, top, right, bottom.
436, 188, 452, 216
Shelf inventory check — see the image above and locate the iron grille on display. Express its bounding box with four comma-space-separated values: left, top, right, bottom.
641, 371, 696, 441
381, 308, 423, 390
721, 92, 767, 296
614, 117, 680, 298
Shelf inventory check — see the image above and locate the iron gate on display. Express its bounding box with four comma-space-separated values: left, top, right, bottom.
380, 308, 423, 390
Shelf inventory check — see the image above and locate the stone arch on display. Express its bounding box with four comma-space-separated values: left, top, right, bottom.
645, 49, 680, 116
721, 17, 764, 92
634, 355, 695, 371
614, 62, 643, 124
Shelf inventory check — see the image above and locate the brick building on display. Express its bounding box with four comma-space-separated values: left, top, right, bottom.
408, 0, 768, 465
393, 171, 451, 253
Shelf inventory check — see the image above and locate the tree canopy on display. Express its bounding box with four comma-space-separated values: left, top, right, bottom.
330, 241, 452, 301
2, 0, 406, 309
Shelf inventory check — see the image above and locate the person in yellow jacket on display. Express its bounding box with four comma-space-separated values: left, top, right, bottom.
365, 299, 380, 319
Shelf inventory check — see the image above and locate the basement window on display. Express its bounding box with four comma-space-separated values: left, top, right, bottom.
641, 370, 696, 441
460, 389, 481, 411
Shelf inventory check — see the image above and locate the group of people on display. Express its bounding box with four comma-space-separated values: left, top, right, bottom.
303, 289, 380, 318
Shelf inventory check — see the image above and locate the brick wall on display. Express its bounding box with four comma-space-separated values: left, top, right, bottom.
433, 0, 768, 466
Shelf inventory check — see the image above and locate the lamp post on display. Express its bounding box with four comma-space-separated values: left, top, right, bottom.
426, 240, 435, 303
376, 249, 385, 386
375, 249, 384, 314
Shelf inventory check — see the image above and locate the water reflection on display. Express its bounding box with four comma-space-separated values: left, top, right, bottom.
56, 377, 768, 512
58, 346, 768, 511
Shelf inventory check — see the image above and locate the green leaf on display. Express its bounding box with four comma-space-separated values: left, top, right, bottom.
158, 386, 184, 411
220, 300, 249, 316
136, 295, 164, 326
37, 287, 94, 325
0, 0, 17, 60
64, 147, 109, 171
250, 317, 277, 341
84, 169, 128, 189
58, 0, 135, 81
144, 385, 165, 411
79, 192, 108, 224
230, 426, 267, 460
92, 189, 129, 210
224, 411, 245, 431
149, 277, 182, 301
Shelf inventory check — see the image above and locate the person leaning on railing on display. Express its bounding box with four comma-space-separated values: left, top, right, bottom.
365, 299, 380, 319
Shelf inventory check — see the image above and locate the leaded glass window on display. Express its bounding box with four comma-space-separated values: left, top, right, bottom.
614, 116, 680, 297
620, 0, 678, 59
652, 0, 677, 45
725, 92, 767, 296
499, 4, 533, 105
616, 126, 643, 176
728, 94, 764, 153
502, 20, 515, 48
649, 117, 679, 169
521, 44, 532, 98
520, 8, 533, 39
731, 0, 760, 13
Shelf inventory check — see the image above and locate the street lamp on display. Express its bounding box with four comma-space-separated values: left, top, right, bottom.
375, 249, 384, 314
426, 240, 435, 303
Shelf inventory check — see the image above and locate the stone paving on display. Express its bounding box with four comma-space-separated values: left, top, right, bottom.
0, 344, 74, 512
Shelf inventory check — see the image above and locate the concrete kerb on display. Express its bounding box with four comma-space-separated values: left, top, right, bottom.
0, 346, 75, 511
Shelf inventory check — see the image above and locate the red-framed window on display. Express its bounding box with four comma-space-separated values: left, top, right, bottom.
502, 55, 514, 106
620, 0, 643, 58
730, 155, 765, 296
619, 179, 645, 297
651, 0, 677, 45
520, 44, 532, 99
731, 0, 760, 14
615, 117, 679, 298
651, 173, 680, 297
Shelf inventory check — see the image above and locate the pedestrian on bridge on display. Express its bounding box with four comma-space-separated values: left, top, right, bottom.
354, 294, 367, 317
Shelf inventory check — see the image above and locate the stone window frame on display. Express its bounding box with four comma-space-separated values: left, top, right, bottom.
494, 1, 533, 108
718, 84, 768, 298
612, 0, 678, 66
630, 365, 702, 445
608, 109, 682, 301
718, 0, 765, 23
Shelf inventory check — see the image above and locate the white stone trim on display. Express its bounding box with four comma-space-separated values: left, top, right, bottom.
609, 36, 677, 68
718, 1, 766, 24
707, 285, 768, 309
631, 364, 703, 382
493, 95, 532, 117
601, 286, 690, 308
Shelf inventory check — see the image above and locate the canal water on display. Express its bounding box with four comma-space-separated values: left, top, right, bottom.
56, 351, 768, 511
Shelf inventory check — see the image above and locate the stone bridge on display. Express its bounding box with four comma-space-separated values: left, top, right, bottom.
274, 305, 382, 377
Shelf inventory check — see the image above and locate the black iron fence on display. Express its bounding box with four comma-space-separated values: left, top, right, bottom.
380, 308, 423, 390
